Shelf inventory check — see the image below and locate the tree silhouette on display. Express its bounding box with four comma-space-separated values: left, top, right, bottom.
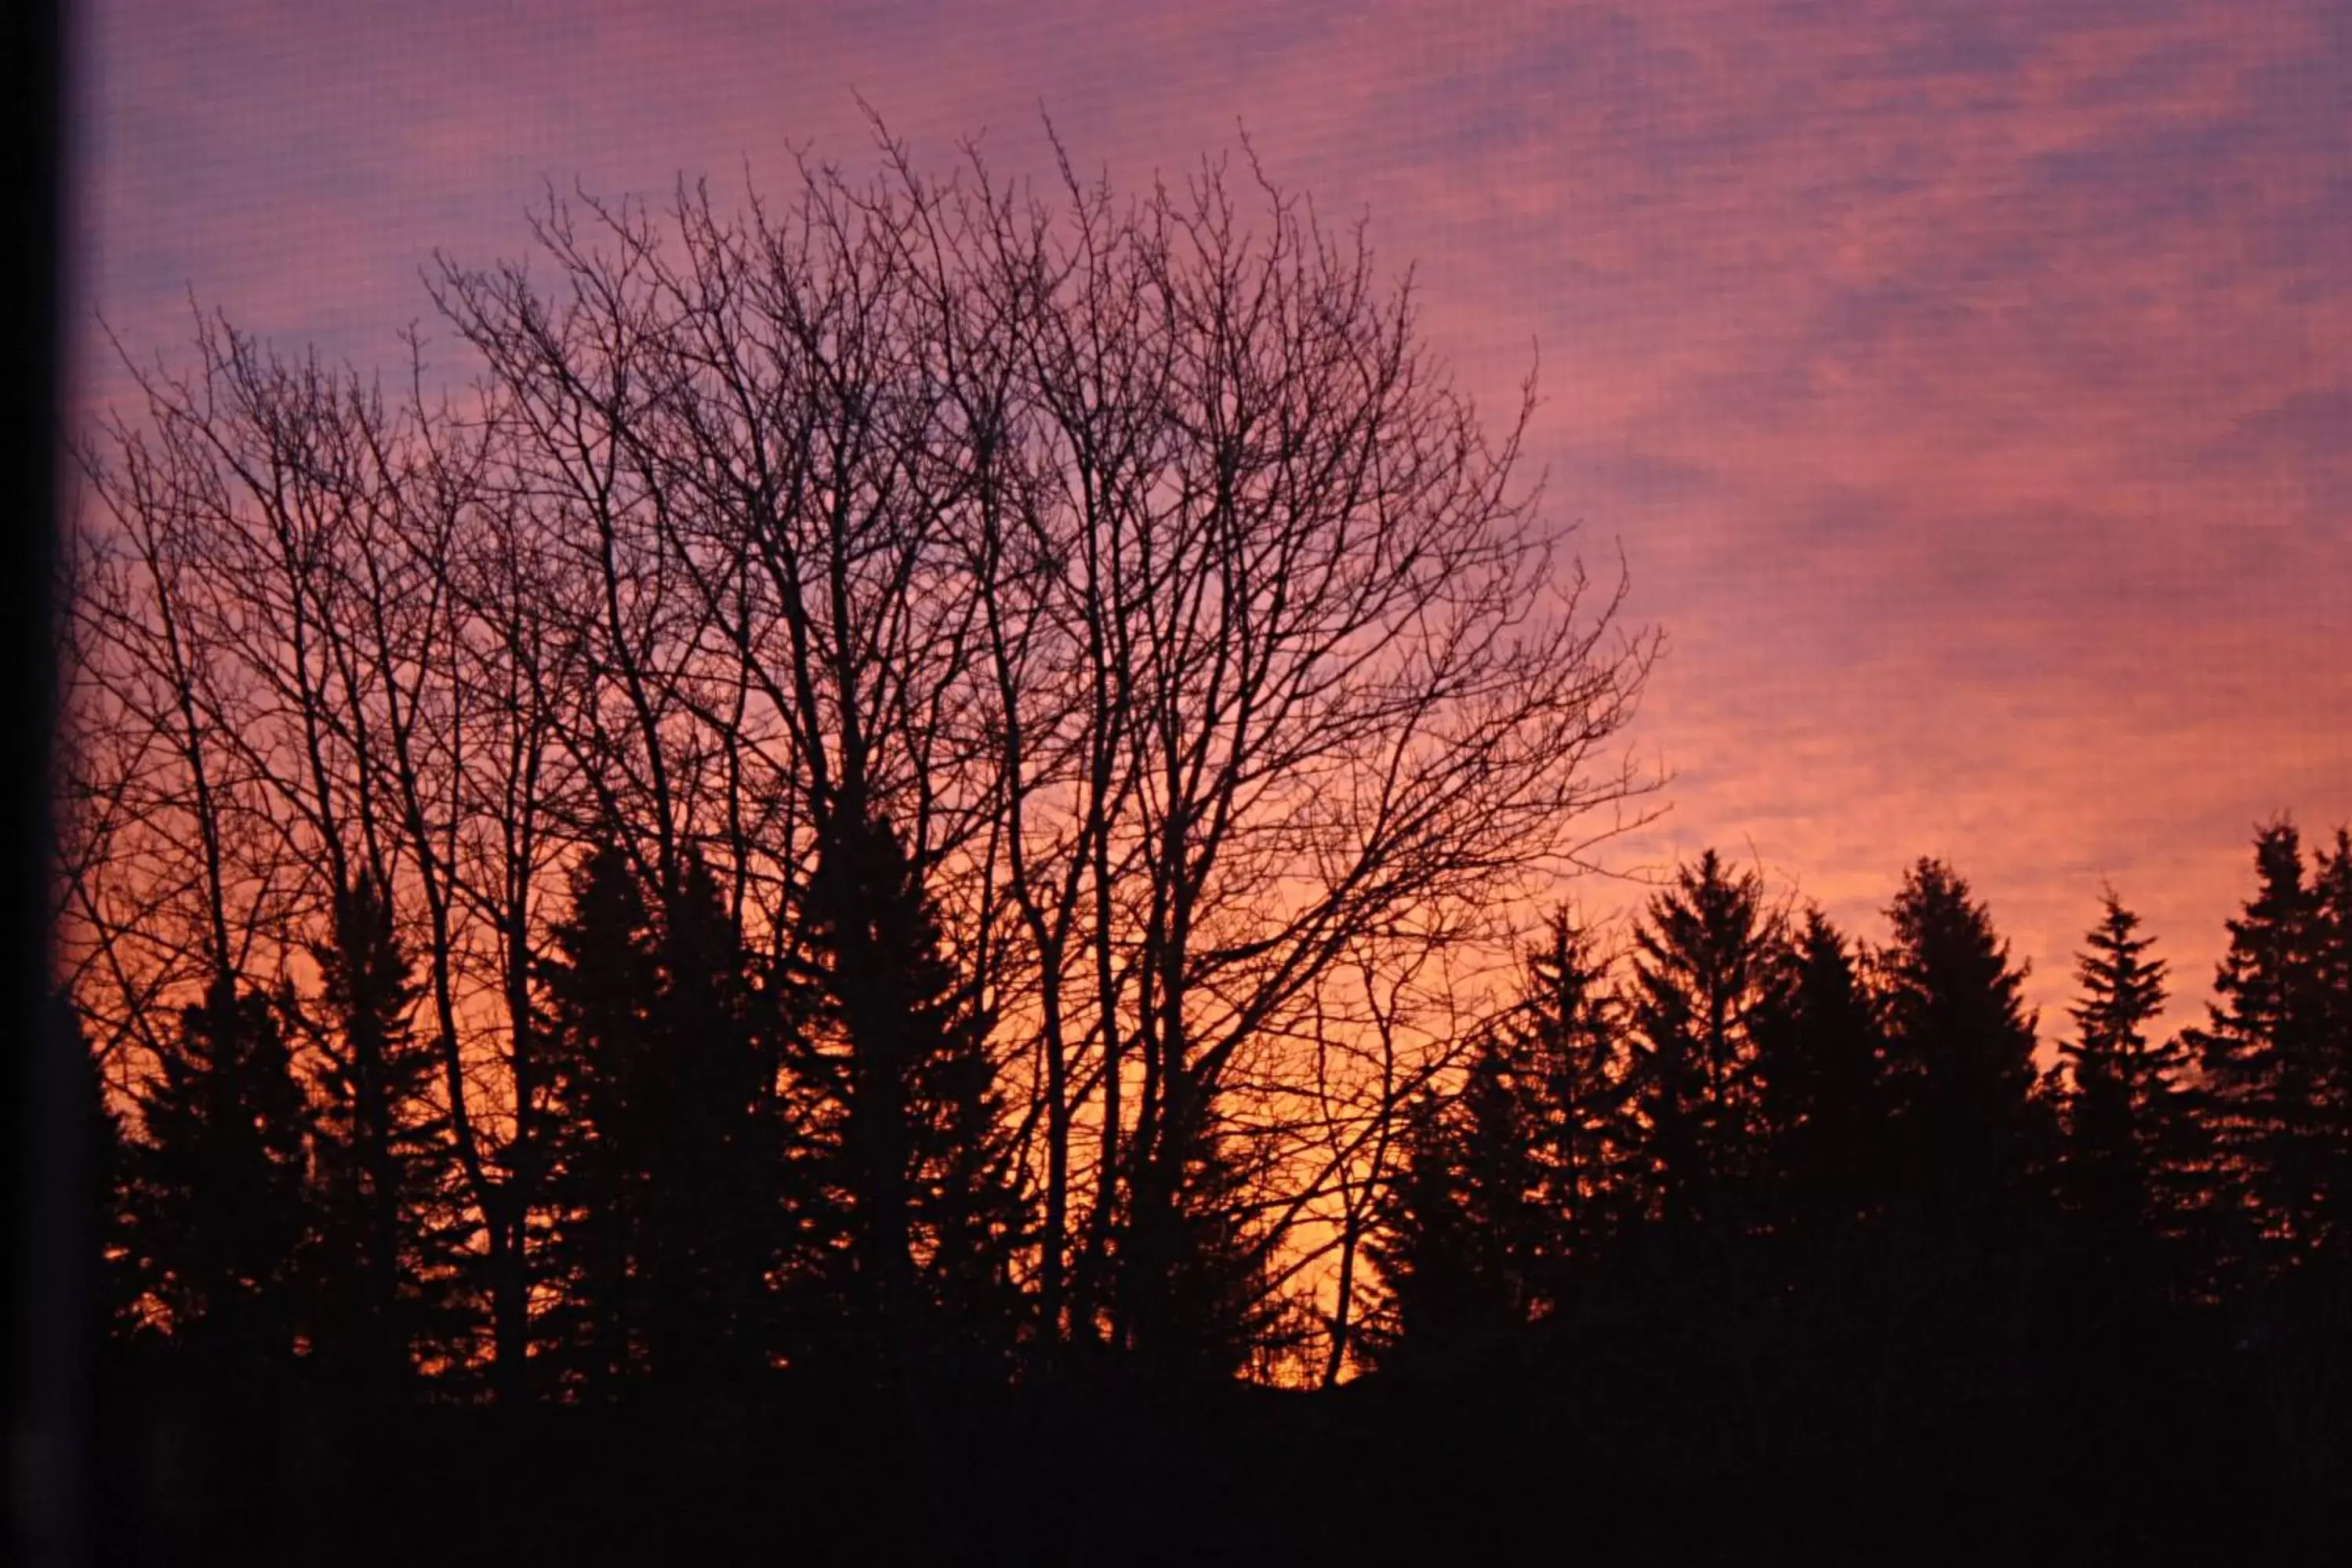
535, 840, 790, 1388
1519, 909, 1637, 1283
1133, 1123, 1284, 1379
300, 872, 461, 1398
2034, 888, 2207, 1534
642, 851, 793, 1384
791, 808, 1030, 1383
1365, 909, 1632, 1366
68, 994, 138, 1354
2051, 890, 2194, 1314
1624, 850, 1784, 1246
1878, 858, 2051, 1240
1751, 909, 1890, 1272
2305, 828, 2352, 1525
535, 841, 664, 1390
1363, 1031, 1552, 1368
1870, 855, 2056, 1439
122, 971, 311, 1379
2189, 822, 2331, 1292
2314, 829, 2352, 1282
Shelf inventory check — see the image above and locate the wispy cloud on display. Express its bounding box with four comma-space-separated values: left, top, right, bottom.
78, 0, 2350, 1031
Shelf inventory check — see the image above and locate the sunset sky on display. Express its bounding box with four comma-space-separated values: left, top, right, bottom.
73, 0, 2350, 1041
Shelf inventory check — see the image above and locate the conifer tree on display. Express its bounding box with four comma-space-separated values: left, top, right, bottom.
541, 843, 800, 1388
68, 995, 138, 1354
1361, 1093, 1486, 1372
792, 808, 1030, 1382
1518, 909, 1636, 1276
1363, 1026, 1552, 1369
2188, 822, 2331, 1287
902, 965, 1029, 1370
1877, 858, 2052, 1262
2053, 891, 2193, 1312
1624, 851, 1784, 1243
1138, 1124, 1280, 1380
1751, 909, 1889, 1262
2305, 829, 2352, 1279
1367, 909, 1629, 1366
302, 872, 459, 1397
641, 851, 790, 1383
536, 841, 664, 1389
123, 971, 312, 1377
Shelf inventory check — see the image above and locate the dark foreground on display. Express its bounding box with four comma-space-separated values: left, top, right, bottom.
87, 1311, 2347, 1566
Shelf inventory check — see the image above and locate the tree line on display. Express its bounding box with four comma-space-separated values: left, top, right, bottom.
55, 140, 2352, 1526
62, 138, 1656, 1403
1349, 831, 2352, 1559
1367, 835, 2352, 1370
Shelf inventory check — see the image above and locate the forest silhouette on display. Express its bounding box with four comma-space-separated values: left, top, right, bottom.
47, 140, 2352, 1563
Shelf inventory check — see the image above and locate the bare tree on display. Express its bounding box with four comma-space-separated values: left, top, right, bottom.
65, 125, 1657, 1388
950, 142, 1659, 1365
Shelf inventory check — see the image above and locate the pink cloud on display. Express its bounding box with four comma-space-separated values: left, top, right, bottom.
77, 0, 2351, 1037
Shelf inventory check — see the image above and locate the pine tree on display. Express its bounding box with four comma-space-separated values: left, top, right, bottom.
2306, 829, 2352, 1279
1366, 909, 1630, 1367
2188, 822, 2330, 1289
1624, 851, 1785, 1243
67, 995, 139, 1354
1751, 909, 1889, 1265
2053, 891, 2193, 1312
1877, 858, 2052, 1265
123, 971, 313, 1378
1518, 909, 1636, 1277
541, 843, 806, 1389
1364, 1022, 1554, 1370
302, 872, 460, 1398
1362, 1088, 1486, 1367
536, 841, 664, 1391
902, 964, 1029, 1373
641, 850, 790, 1383
1143, 1121, 1281, 1380
791, 808, 1030, 1383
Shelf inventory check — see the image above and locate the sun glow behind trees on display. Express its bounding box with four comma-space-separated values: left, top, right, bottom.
64, 135, 1657, 1388
57, 137, 2352, 1446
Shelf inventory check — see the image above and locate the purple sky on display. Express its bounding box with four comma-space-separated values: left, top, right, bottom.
74, 0, 2351, 1039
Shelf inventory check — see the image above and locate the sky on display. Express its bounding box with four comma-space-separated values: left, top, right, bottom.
72, 0, 2350, 1042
